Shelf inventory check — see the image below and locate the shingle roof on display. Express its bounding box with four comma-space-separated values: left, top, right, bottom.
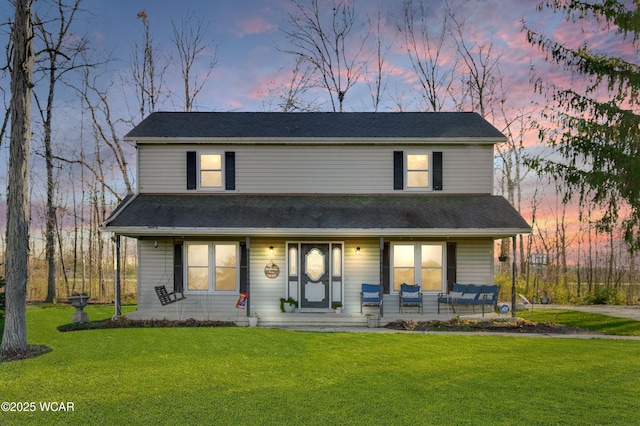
124, 112, 506, 140
103, 194, 530, 237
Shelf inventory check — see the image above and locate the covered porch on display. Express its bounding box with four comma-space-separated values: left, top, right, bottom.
103, 193, 531, 321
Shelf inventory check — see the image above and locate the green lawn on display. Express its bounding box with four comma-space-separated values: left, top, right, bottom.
517, 308, 640, 336
1, 306, 640, 425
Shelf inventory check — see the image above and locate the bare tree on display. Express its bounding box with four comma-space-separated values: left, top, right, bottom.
266, 56, 322, 112
447, 7, 503, 118
400, 0, 457, 111
0, 84, 10, 145
282, 0, 369, 112
495, 102, 533, 272
170, 12, 217, 111
130, 10, 168, 120
73, 67, 133, 197
68, 67, 134, 299
1, 0, 34, 359
445, 6, 516, 267
366, 7, 391, 111
33, 0, 88, 303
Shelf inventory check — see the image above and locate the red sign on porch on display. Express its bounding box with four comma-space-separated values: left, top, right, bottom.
236, 292, 248, 310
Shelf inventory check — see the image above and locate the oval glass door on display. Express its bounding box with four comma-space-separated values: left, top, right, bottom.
305, 248, 325, 281
300, 244, 330, 309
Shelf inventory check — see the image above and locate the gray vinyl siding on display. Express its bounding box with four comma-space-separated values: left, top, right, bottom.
138, 145, 186, 193
137, 238, 174, 311
342, 239, 380, 313
248, 239, 287, 314
442, 145, 494, 194
455, 239, 495, 285
137, 144, 493, 194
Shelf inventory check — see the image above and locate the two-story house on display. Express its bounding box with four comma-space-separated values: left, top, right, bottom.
102, 112, 530, 321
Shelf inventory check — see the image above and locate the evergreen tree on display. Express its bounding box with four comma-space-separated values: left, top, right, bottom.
525, 0, 640, 250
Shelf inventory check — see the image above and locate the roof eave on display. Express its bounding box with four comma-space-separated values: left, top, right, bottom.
100, 226, 532, 238
123, 136, 506, 145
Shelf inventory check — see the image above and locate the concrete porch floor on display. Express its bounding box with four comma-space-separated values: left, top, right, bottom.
125, 305, 504, 328
250, 308, 502, 328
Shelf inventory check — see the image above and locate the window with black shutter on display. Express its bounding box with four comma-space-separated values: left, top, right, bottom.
186, 151, 236, 191
393, 151, 443, 191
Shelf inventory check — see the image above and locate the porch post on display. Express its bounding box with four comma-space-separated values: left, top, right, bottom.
379, 236, 384, 317
511, 235, 516, 317
113, 234, 121, 319
246, 236, 251, 317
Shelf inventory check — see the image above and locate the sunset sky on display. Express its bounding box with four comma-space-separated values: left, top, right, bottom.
0, 0, 635, 259
72, 0, 614, 112
0, 0, 628, 126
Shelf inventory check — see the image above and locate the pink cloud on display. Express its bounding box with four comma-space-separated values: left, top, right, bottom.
230, 16, 277, 38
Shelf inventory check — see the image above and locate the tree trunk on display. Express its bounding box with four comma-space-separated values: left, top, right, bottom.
44, 126, 56, 302
1, 0, 34, 357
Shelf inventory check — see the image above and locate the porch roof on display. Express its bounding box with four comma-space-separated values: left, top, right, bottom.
102, 194, 531, 238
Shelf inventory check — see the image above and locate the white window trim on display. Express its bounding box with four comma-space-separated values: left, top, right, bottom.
390, 242, 445, 293
405, 150, 432, 192
184, 241, 239, 293
197, 151, 225, 191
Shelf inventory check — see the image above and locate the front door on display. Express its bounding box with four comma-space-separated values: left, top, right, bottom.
300, 243, 330, 309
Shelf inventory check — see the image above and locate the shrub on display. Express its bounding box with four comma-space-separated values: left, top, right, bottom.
583, 286, 625, 305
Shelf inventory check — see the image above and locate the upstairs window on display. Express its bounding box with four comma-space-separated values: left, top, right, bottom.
406, 153, 429, 189
187, 151, 235, 191
394, 151, 442, 191
199, 153, 222, 189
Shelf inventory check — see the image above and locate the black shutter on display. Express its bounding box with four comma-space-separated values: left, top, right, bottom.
174, 242, 184, 293
186, 151, 196, 190
225, 152, 236, 190
393, 151, 404, 190
382, 242, 390, 294
446, 242, 457, 292
239, 242, 248, 293
433, 151, 443, 191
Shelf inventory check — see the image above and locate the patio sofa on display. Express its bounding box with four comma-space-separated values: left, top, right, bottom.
437, 283, 500, 316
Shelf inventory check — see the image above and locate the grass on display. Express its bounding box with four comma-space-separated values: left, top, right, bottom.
1, 306, 639, 425
517, 308, 640, 336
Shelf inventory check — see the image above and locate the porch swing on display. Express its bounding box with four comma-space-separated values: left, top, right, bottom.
154, 239, 186, 306
154, 283, 186, 306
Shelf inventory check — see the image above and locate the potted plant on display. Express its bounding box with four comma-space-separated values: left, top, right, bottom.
332, 302, 343, 313
248, 313, 259, 327
280, 297, 298, 313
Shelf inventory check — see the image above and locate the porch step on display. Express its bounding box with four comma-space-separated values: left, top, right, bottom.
247, 311, 490, 328
125, 308, 500, 327
255, 313, 369, 328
